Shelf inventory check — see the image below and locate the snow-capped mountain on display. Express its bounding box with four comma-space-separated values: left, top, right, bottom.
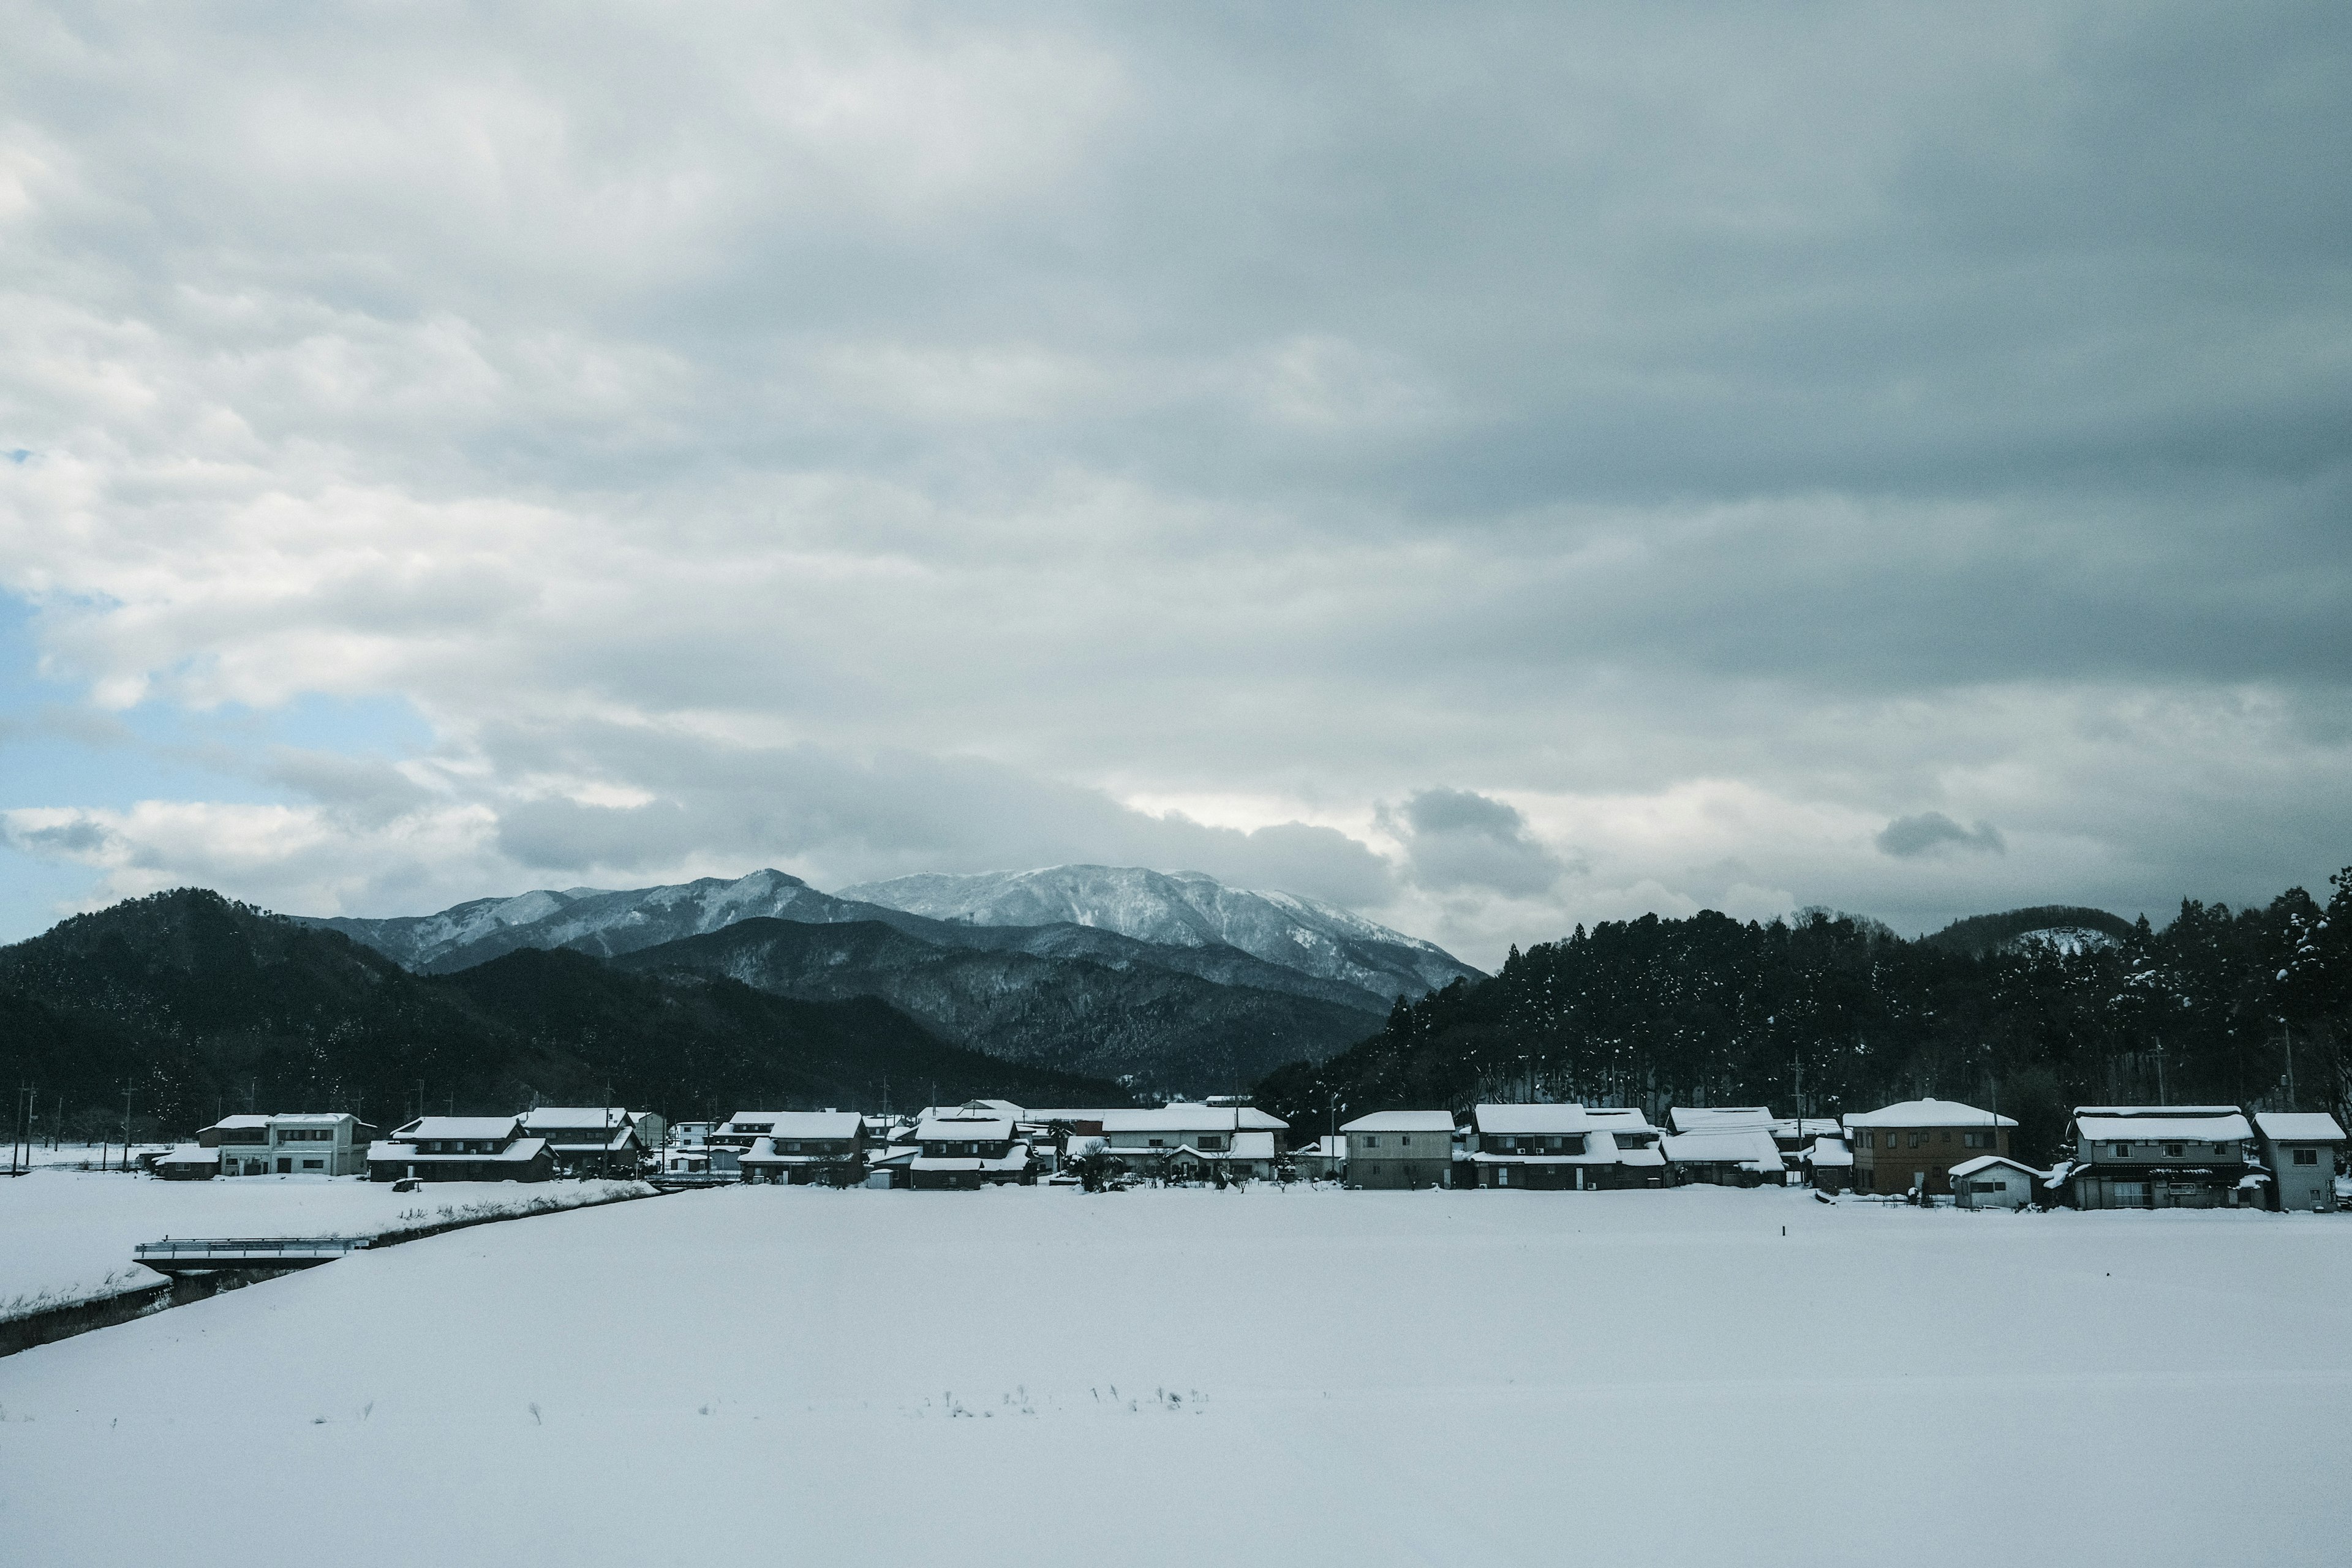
837, 865, 1483, 1004
304, 868, 859, 971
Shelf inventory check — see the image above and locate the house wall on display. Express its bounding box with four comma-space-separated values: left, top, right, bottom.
1954, 1169, 2032, 1210
1345, 1131, 1452, 1189
1851, 1126, 2009, 1195
2260, 1140, 2339, 1212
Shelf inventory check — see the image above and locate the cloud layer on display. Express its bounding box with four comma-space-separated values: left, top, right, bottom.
2, 3, 2348, 966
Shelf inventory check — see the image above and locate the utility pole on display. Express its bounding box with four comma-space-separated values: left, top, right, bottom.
2283, 1022, 2296, 1110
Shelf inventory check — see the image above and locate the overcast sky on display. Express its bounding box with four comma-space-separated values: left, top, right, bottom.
1, 2, 2346, 969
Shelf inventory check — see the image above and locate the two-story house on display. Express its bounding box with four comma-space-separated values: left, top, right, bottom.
2063, 1106, 2255, 1210
1466, 1103, 1622, 1189
1844, 1099, 2016, 1196
1097, 1104, 1288, 1182
518, 1107, 649, 1177
910, 1114, 1032, 1190
199, 1112, 380, 1177
2253, 1112, 2345, 1212
367, 1116, 554, 1183
707, 1112, 790, 1175
738, 1111, 870, 1185
1341, 1110, 1457, 1189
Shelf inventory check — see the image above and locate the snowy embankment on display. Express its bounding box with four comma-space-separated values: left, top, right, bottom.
1, 1185, 2346, 1566
0, 1170, 651, 1319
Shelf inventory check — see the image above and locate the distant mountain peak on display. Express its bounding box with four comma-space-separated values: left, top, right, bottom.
837, 864, 1480, 1003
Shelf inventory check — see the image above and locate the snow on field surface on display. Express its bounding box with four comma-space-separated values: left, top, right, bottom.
0, 1169, 650, 1314
2, 1186, 2347, 1566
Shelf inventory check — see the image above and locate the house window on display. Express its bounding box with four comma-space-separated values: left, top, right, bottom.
1363, 1137, 1378, 1148
2293, 1148, 2318, 1166
1401, 1136, 1412, 1147
2163, 1144, 2184, 1158
302, 1159, 323, 1170
1963, 1131, 1992, 1150
2113, 1143, 2132, 1158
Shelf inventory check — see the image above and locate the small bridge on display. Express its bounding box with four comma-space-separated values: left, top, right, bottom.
132, 1237, 370, 1273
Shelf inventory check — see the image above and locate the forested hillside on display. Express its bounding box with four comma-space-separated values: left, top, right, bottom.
1258, 870, 2351, 1166
0, 889, 1125, 1142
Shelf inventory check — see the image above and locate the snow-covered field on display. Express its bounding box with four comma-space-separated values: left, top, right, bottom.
0, 1168, 650, 1315
1, 1185, 2346, 1566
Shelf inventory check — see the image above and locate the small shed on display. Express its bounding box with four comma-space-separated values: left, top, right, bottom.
2253, 1112, 2345, 1212
1950, 1155, 2041, 1210
156, 1144, 220, 1181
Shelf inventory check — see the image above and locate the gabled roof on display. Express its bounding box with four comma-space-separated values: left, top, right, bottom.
396, 1116, 521, 1140
1803, 1135, 1853, 1167
1294, 1135, 1345, 1159
1585, 1108, 1661, 1136
1950, 1155, 2042, 1180
2254, 1112, 2347, 1142
750, 1111, 864, 1140
1668, 1106, 1774, 1135
1472, 1104, 1593, 1135
1660, 1129, 1784, 1170
2075, 1111, 2252, 1144
718, 1111, 791, 1131
206, 1114, 272, 1130
1844, 1098, 2015, 1129
916, 1117, 1013, 1142
1341, 1110, 1457, 1134
520, 1107, 633, 1131
1096, 1104, 1289, 1134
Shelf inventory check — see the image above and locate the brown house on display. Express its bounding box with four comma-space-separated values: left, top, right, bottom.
1844, 1099, 2016, 1196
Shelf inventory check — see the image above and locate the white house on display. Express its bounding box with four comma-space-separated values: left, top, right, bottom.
1950, 1155, 2041, 1210
1096, 1104, 1288, 1181
736, 1111, 869, 1185
2253, 1112, 2345, 1212
199, 1112, 379, 1177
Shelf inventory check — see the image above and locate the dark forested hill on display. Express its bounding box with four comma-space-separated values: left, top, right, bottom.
0, 890, 1124, 1140
1257, 872, 2352, 1167
612, 917, 1377, 1090
1921, 905, 2136, 957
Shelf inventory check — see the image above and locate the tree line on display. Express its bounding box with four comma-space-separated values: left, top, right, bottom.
1257, 868, 2351, 1167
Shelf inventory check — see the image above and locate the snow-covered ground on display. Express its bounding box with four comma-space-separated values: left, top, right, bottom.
1, 1185, 2346, 1566
0, 1168, 650, 1316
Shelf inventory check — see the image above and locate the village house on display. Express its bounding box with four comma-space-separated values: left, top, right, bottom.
2253, 1112, 2345, 1212
1950, 1155, 2041, 1210
1096, 1104, 1287, 1182
199, 1112, 380, 1178
2063, 1106, 2256, 1210
1464, 1103, 1648, 1190
1844, 1099, 2016, 1197
368, 1116, 554, 1183
910, 1112, 1032, 1190
737, 1111, 870, 1185
1586, 1108, 1668, 1185
1660, 1108, 1785, 1186
155, 1144, 221, 1180
707, 1112, 788, 1175
1800, 1133, 1854, 1193
518, 1107, 649, 1177
1341, 1110, 1457, 1189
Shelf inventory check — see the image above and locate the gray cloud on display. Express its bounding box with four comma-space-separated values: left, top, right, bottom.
1877, 813, 2007, 860
1382, 788, 1575, 898
1, 4, 2348, 965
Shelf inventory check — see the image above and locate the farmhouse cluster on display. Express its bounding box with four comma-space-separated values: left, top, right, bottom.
145, 1094, 2347, 1211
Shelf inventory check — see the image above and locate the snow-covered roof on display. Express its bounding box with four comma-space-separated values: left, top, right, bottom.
269, 1112, 355, 1127
397, 1116, 521, 1140
207, 1114, 272, 1130
520, 1107, 633, 1131
1341, 1110, 1457, 1133
1660, 1129, 1784, 1170
910, 1144, 1031, 1173
158, 1144, 219, 1164
2075, 1112, 2252, 1144
369, 1136, 548, 1164
1843, 1099, 2015, 1129
1585, 1109, 1661, 1137
1294, 1135, 1345, 1159
917, 1117, 1014, 1142
1803, 1136, 1853, 1167
1469, 1131, 1626, 1166
1472, 1104, 1594, 1135
1949, 1155, 2041, 1180
718, 1112, 790, 1133
1096, 1104, 1288, 1134
2073, 1104, 2240, 1118
743, 1111, 864, 1140
1230, 1131, 1276, 1160
2254, 1112, 2346, 1142
1668, 1106, 1774, 1135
